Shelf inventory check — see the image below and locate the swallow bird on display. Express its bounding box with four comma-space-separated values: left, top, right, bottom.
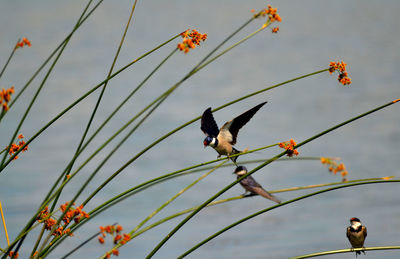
346, 217, 367, 256
201, 102, 267, 163
233, 166, 281, 204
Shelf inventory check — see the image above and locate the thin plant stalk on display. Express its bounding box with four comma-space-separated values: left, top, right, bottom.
34, 146, 276, 257
34, 2, 138, 256
147, 99, 399, 258
0, 1, 104, 123
179, 180, 400, 258
1, 0, 98, 257
41, 173, 392, 257
48, 0, 138, 213
102, 160, 228, 257
290, 246, 400, 259
0, 38, 19, 81
0, 33, 180, 173
0, 201, 9, 247
108, 176, 395, 247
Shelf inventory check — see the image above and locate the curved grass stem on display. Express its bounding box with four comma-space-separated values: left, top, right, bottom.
179, 180, 400, 258
34, 2, 138, 257
290, 246, 400, 259
0, 32, 181, 173
146, 99, 399, 258
100, 160, 228, 258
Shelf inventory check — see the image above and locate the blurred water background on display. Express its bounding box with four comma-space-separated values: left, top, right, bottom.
0, 1, 399, 258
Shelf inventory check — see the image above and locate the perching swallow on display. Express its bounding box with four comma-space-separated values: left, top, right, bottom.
233, 166, 281, 204
201, 102, 267, 163
346, 217, 367, 256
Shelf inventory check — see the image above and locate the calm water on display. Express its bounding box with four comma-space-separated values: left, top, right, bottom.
0, 1, 399, 258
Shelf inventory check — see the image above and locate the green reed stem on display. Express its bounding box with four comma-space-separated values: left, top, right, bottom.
73, 14, 265, 211
0, 0, 104, 124
0, 39, 19, 81
101, 160, 228, 258
0, 26, 74, 170
41, 172, 391, 258
179, 180, 400, 258
35, 145, 275, 257
34, 2, 138, 257
0, 32, 180, 173
290, 246, 400, 259
2, 1, 98, 257
108, 176, 393, 243
147, 99, 399, 258
49, 0, 137, 214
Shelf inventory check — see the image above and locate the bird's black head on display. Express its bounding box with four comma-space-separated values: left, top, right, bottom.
203, 136, 213, 147
350, 217, 361, 223
233, 166, 248, 175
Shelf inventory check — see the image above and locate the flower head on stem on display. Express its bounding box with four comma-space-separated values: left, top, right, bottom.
279, 139, 299, 157
98, 224, 131, 257
329, 61, 352, 86
15, 37, 32, 49
177, 29, 207, 53
253, 4, 282, 30
0, 86, 15, 112
5, 133, 28, 160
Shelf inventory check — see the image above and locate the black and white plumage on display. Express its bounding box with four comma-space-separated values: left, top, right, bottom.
200, 102, 267, 163
346, 217, 367, 256
234, 166, 281, 204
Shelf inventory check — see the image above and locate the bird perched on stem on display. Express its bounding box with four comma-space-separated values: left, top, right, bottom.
200, 102, 267, 164
233, 166, 280, 204
346, 217, 367, 256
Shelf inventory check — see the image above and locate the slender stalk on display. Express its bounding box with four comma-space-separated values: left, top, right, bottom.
179, 180, 400, 258
0, 201, 9, 247
290, 246, 400, 259
1, 1, 98, 258
49, 0, 137, 212
41, 175, 392, 257
0, 33, 180, 173
0, 0, 104, 124
0, 39, 19, 81
34, 2, 138, 256
60, 223, 117, 259
147, 99, 399, 258
102, 161, 228, 258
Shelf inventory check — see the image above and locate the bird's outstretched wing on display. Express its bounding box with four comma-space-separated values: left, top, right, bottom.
201, 107, 219, 137
220, 102, 267, 145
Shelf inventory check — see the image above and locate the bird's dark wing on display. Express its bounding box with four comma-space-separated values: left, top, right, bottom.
200, 107, 219, 137
220, 102, 267, 145
241, 175, 280, 203
363, 226, 367, 239
346, 227, 351, 239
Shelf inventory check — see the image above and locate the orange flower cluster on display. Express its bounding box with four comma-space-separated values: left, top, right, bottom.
99, 224, 132, 258
60, 202, 89, 224
177, 29, 207, 53
253, 5, 282, 22
7, 134, 28, 160
0, 86, 14, 111
320, 157, 348, 180
16, 37, 31, 48
8, 251, 19, 259
329, 61, 351, 86
279, 139, 299, 157
36, 206, 73, 237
